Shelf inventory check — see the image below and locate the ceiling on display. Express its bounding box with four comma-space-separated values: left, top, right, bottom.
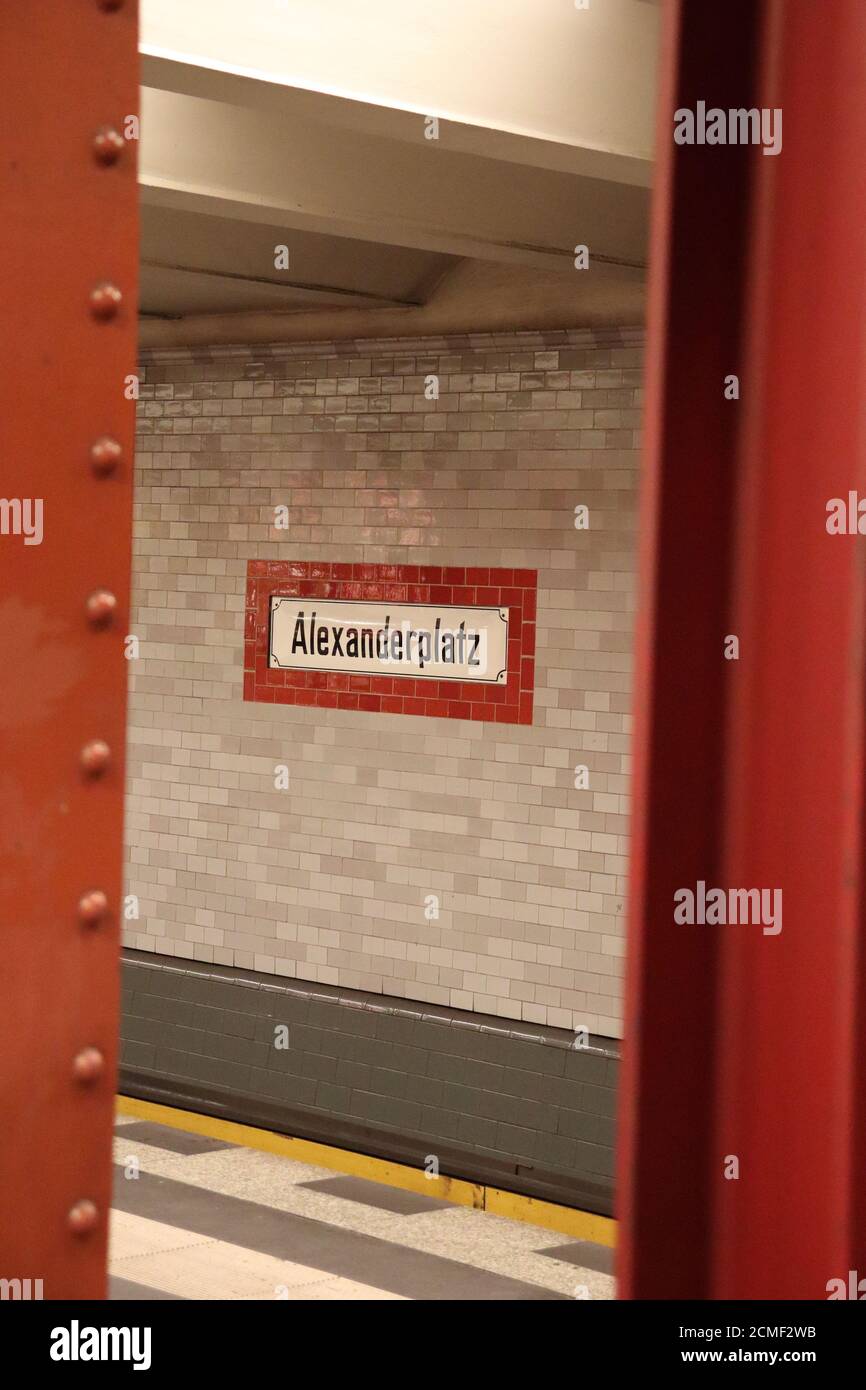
141, 207, 456, 319
138, 0, 659, 346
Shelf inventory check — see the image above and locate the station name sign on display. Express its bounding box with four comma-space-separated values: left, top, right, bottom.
270, 598, 509, 684
244, 560, 536, 724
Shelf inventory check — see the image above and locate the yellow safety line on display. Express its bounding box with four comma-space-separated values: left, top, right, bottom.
485, 1187, 616, 1245
116, 1094, 616, 1248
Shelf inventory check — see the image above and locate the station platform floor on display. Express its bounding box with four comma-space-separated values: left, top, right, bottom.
110, 1110, 614, 1301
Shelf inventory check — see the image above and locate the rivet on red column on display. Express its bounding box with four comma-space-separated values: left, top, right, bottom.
90, 436, 122, 476
80, 740, 111, 776
73, 1047, 105, 1083
89, 283, 122, 320
78, 890, 108, 925
97, 0, 125, 10
86, 590, 117, 626
93, 127, 125, 165
67, 1200, 99, 1235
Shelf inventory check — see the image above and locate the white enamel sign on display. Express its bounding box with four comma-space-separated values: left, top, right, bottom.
269, 598, 509, 684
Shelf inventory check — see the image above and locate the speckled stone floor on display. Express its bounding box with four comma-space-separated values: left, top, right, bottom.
110, 1113, 615, 1301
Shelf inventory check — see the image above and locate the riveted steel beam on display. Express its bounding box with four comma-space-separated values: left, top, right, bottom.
0, 0, 139, 1299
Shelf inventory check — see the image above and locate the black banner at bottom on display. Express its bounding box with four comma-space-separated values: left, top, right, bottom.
2, 1299, 860, 1375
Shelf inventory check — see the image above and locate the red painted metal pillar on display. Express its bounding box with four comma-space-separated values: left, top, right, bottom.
619, 0, 866, 1297
0, 2, 139, 1298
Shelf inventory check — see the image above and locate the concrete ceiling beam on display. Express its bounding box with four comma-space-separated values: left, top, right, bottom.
139, 87, 649, 274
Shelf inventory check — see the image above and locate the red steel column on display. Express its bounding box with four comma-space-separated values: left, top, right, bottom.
0, 2, 139, 1298
714, 0, 866, 1300
619, 0, 866, 1298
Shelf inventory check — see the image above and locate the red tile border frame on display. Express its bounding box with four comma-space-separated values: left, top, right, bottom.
243, 561, 537, 725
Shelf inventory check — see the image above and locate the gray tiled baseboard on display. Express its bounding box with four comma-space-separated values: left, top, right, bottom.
120, 950, 619, 1215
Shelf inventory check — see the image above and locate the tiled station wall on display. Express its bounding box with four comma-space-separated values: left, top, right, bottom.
125, 328, 641, 1039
